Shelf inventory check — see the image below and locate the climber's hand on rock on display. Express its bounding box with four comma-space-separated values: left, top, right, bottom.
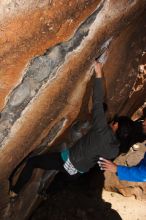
97, 157, 117, 173
94, 61, 103, 78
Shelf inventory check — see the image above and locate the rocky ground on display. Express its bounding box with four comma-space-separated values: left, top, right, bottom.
30, 166, 146, 220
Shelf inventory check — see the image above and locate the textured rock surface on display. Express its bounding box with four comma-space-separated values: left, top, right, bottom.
104, 142, 146, 200
0, 0, 146, 219
0, 0, 99, 109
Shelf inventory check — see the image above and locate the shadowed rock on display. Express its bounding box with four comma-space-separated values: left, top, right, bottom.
0, 0, 146, 219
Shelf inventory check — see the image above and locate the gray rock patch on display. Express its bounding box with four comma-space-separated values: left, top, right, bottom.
10, 81, 31, 107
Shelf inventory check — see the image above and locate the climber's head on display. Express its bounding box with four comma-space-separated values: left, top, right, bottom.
110, 115, 134, 140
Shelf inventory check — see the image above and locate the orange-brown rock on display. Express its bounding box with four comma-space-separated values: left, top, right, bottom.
0, 0, 99, 110
0, 0, 146, 219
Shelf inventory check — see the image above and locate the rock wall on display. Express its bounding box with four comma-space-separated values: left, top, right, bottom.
0, 0, 146, 219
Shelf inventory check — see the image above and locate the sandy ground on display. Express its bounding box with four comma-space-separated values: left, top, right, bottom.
102, 190, 146, 220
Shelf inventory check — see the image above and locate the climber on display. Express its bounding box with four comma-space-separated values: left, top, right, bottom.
98, 115, 146, 182
9, 59, 134, 200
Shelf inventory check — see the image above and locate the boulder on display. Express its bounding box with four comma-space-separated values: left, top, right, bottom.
0, 0, 146, 219
104, 141, 146, 200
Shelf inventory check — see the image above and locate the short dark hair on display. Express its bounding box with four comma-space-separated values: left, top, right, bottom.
112, 116, 135, 154
113, 116, 134, 140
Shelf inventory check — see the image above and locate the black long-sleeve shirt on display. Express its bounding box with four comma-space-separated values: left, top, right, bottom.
69, 78, 120, 172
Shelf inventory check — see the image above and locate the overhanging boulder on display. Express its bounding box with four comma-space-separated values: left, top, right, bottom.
0, 1, 146, 219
